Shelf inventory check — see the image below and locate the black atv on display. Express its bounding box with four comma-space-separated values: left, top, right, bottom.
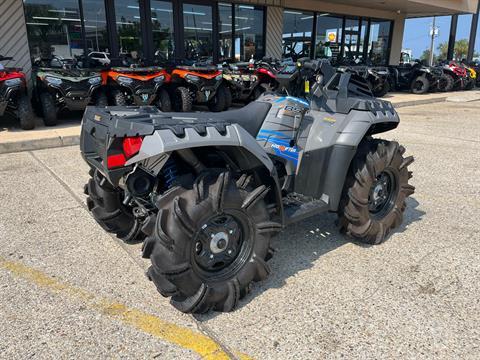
334, 57, 390, 98
80, 59, 415, 313
275, 57, 336, 98
32, 56, 106, 126
388, 54, 443, 94
0, 56, 35, 130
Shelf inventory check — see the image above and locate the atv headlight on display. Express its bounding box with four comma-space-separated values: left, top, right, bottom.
45, 76, 62, 86
88, 76, 101, 85
153, 75, 165, 83
5, 78, 22, 86
117, 76, 133, 85
185, 74, 200, 82
215, 74, 223, 81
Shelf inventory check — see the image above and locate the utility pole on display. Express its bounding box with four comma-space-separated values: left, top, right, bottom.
429, 16, 437, 66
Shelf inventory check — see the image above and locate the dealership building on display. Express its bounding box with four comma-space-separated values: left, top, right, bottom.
1, 0, 479, 81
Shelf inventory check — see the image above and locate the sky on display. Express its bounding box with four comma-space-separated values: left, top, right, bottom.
402, 14, 478, 59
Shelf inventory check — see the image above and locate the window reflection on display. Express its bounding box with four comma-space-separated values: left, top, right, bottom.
234, 5, 264, 61
151, 0, 174, 63
24, 0, 83, 62
315, 14, 343, 61
114, 0, 142, 63
183, 3, 213, 63
368, 19, 391, 65
219, 3, 233, 62
282, 10, 314, 60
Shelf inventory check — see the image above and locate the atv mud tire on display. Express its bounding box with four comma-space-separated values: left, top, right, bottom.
112, 89, 128, 106
95, 92, 108, 106
172, 86, 192, 112
338, 139, 415, 245
84, 169, 145, 243
411, 75, 429, 94
156, 88, 172, 112
208, 85, 227, 112
17, 95, 35, 130
253, 86, 265, 100
442, 73, 455, 92
437, 74, 449, 92
370, 81, 390, 98
224, 85, 232, 110
144, 171, 279, 313
39, 92, 57, 126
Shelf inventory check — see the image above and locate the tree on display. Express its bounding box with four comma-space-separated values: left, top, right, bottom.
420, 49, 437, 64
437, 39, 470, 61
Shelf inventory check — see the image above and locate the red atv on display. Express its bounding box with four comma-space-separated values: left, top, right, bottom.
442, 61, 468, 91
0, 56, 35, 130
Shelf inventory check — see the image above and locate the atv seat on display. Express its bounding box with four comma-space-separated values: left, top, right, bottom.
161, 101, 272, 137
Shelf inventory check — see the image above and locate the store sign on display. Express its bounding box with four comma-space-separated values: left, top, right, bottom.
327, 31, 336, 42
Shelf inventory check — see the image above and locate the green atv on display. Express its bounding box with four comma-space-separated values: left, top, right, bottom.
32, 56, 106, 126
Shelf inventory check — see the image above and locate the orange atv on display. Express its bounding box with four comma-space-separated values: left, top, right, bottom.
169, 65, 230, 112
102, 66, 171, 111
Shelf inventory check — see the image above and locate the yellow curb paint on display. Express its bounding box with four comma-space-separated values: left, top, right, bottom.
0, 258, 253, 360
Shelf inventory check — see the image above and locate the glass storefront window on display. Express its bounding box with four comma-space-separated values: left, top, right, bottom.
368, 19, 392, 65
454, 14, 473, 61
219, 3, 233, 62
183, 3, 213, 63
234, 5, 264, 61
475, 18, 480, 62
24, 0, 83, 62
114, 0, 142, 63
282, 10, 314, 60
315, 14, 343, 61
82, 0, 108, 55
151, 0, 174, 63
343, 17, 362, 61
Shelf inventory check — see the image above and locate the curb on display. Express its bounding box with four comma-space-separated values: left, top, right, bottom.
392, 96, 448, 108
0, 135, 80, 154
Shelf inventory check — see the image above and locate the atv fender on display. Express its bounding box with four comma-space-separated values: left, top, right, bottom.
128, 124, 285, 221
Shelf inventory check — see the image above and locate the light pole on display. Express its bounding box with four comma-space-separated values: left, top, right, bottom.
429, 16, 437, 66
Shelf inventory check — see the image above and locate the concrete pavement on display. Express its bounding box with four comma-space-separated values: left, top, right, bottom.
0, 101, 479, 359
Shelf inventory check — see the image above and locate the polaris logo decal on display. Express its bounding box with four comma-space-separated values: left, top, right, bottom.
271, 143, 297, 153
141, 94, 149, 102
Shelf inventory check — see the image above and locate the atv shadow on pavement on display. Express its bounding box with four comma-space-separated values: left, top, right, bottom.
194, 197, 424, 320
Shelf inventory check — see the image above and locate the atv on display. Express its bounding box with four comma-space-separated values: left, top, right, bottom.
441, 61, 468, 92
102, 65, 171, 111
169, 64, 229, 112
80, 59, 415, 314
334, 57, 391, 98
0, 56, 35, 130
221, 59, 278, 104
32, 56, 106, 126
388, 55, 443, 94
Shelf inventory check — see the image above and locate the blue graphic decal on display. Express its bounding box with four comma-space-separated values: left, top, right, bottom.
256, 129, 299, 166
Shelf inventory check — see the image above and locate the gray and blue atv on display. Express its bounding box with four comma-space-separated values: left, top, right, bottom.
80, 59, 415, 313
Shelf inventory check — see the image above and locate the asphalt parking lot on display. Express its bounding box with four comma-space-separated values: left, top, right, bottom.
1, 100, 479, 359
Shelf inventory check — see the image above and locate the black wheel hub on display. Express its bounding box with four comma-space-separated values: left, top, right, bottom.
368, 170, 397, 218
193, 214, 243, 272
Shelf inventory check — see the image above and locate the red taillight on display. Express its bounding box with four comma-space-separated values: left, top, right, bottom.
106, 136, 143, 169
107, 153, 126, 169
122, 136, 143, 159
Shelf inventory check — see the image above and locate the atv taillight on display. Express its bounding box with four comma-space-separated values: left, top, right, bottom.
123, 136, 143, 159
106, 136, 143, 169
107, 153, 127, 169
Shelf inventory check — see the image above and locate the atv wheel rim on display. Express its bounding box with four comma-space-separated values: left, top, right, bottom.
193, 214, 244, 273
368, 170, 398, 218
414, 80, 426, 92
